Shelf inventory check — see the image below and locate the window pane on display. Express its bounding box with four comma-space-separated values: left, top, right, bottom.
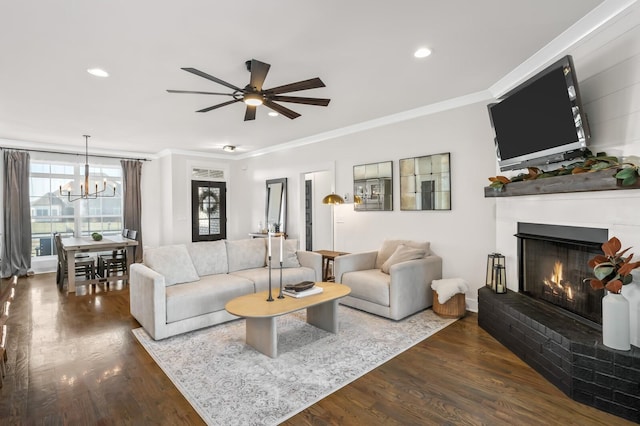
30, 163, 49, 173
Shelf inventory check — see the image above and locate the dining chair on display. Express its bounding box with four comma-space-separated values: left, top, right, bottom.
54, 233, 96, 290
97, 228, 135, 282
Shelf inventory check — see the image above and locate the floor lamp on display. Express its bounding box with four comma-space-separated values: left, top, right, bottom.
322, 193, 344, 250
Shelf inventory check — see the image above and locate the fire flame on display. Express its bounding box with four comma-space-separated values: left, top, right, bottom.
552, 261, 563, 286
542, 260, 574, 300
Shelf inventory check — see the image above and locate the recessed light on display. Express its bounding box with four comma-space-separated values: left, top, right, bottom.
223, 145, 236, 152
87, 68, 109, 77
268, 111, 279, 117
414, 47, 432, 59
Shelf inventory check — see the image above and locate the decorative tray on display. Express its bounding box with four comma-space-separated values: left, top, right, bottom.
284, 281, 315, 292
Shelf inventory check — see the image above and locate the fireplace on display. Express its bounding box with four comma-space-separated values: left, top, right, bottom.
516, 222, 607, 325
478, 222, 640, 423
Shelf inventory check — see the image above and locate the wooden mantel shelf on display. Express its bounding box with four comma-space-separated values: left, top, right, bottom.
484, 169, 640, 197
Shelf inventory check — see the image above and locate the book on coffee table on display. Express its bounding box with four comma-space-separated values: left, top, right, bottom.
283, 286, 324, 298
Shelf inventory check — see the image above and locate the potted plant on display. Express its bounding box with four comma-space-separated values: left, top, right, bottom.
587, 237, 640, 293
586, 236, 640, 350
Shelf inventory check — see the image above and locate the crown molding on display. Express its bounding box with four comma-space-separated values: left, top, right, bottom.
0, 137, 155, 160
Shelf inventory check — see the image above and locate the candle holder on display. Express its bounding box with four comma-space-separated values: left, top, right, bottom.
267, 255, 274, 302
494, 264, 507, 294
485, 253, 505, 291
278, 261, 284, 299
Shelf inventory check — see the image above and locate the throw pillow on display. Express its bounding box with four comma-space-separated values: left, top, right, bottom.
143, 244, 200, 286
226, 239, 267, 272
381, 244, 426, 274
375, 239, 430, 269
267, 238, 301, 269
186, 240, 228, 276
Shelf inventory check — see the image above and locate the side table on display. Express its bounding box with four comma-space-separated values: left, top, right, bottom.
314, 250, 350, 282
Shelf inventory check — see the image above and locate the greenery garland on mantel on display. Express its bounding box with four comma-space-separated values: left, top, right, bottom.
487, 151, 640, 191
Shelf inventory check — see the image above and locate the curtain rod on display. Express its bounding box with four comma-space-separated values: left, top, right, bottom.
0, 146, 150, 161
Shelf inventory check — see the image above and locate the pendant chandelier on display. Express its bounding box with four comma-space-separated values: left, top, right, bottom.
59, 135, 116, 202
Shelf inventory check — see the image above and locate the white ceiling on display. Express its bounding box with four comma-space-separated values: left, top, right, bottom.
0, 0, 622, 158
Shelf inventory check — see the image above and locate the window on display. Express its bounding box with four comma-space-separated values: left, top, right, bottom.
29, 159, 123, 257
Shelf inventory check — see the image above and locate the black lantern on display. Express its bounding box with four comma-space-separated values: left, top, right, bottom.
494, 264, 507, 294
486, 253, 505, 290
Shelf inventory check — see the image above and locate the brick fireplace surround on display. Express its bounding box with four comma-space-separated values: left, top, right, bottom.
478, 288, 640, 423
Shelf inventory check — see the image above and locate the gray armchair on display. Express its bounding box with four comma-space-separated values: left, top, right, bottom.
334, 240, 442, 320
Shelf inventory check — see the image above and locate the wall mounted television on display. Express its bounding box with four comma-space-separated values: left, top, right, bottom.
488, 55, 590, 171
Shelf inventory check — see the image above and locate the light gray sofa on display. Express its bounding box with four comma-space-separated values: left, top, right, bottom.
129, 238, 322, 340
334, 240, 442, 320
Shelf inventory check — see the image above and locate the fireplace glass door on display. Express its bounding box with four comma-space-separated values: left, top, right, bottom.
520, 237, 604, 324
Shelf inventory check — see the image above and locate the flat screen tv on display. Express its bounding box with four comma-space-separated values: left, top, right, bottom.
488, 55, 590, 171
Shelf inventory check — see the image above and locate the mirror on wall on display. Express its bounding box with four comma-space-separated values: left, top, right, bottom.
353, 161, 393, 211
265, 178, 287, 233
400, 152, 451, 210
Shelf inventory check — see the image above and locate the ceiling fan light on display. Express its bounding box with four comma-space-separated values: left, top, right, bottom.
87, 68, 109, 77
243, 93, 263, 106
414, 47, 432, 58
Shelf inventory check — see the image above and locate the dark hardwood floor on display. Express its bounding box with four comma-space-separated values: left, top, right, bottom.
0, 273, 633, 425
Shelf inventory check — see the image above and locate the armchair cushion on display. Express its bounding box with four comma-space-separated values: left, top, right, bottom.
143, 244, 200, 286
342, 269, 391, 306
375, 240, 430, 269
381, 244, 427, 274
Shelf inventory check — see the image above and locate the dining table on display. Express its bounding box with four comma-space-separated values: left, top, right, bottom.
60, 235, 139, 294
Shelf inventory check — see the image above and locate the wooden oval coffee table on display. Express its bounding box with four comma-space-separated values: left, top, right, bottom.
225, 282, 350, 358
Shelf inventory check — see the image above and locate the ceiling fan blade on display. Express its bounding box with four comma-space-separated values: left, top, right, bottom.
182, 67, 243, 92
270, 95, 330, 106
263, 77, 325, 95
249, 59, 270, 91
244, 105, 257, 121
196, 98, 241, 113
263, 99, 301, 119
167, 89, 235, 96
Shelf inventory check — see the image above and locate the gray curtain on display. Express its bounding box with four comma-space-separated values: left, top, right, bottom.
121, 160, 143, 263
2, 150, 32, 277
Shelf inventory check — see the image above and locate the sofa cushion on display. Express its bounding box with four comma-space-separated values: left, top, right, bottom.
165, 274, 255, 323
381, 244, 426, 274
266, 238, 301, 268
226, 239, 267, 273
341, 269, 390, 306
375, 240, 430, 270
186, 240, 228, 276
144, 244, 200, 286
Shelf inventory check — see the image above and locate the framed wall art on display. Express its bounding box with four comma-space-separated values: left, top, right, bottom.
400, 152, 450, 210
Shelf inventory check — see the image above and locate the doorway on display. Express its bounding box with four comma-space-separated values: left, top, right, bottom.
303, 171, 332, 251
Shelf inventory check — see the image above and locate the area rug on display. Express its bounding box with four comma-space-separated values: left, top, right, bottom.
132, 306, 456, 426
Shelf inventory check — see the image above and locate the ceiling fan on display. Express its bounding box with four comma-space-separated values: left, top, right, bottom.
167, 59, 330, 121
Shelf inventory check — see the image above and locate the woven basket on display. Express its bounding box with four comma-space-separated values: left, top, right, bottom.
433, 291, 466, 318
